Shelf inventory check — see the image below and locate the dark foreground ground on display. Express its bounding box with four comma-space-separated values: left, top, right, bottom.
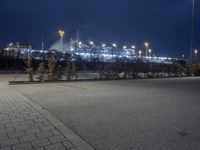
11, 77, 200, 150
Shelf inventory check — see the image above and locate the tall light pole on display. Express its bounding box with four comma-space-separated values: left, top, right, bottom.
148, 48, 152, 57
112, 43, 117, 62
190, 0, 195, 64
144, 42, 149, 58
139, 50, 142, 57
194, 49, 198, 59
58, 30, 65, 51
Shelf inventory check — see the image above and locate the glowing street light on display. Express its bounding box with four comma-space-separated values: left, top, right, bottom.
190, 0, 195, 63
58, 30, 65, 51
78, 41, 82, 45
131, 45, 136, 49
194, 49, 198, 59
123, 45, 127, 49
89, 41, 94, 45
148, 48, 152, 57
112, 43, 117, 47
102, 43, 106, 48
139, 50, 142, 57
144, 42, 149, 57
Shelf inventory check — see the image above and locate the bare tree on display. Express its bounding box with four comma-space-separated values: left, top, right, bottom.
47, 58, 57, 81
37, 62, 46, 82
25, 60, 34, 81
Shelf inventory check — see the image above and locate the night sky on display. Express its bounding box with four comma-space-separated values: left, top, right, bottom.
0, 0, 199, 57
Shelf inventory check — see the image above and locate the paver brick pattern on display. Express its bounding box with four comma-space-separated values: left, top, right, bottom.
0, 84, 78, 150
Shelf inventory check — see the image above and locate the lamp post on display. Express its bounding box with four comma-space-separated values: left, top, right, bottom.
148, 48, 152, 57
89, 41, 95, 61
190, 0, 195, 64
139, 50, 142, 58
144, 42, 149, 58
58, 30, 65, 51
89, 41, 94, 47
111, 43, 117, 62
194, 49, 198, 59
112, 43, 117, 48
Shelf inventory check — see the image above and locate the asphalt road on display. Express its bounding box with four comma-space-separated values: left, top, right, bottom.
11, 77, 200, 150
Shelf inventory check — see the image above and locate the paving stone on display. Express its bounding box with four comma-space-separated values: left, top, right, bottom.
0, 147, 12, 150
8, 131, 25, 138
0, 128, 14, 134
11, 118, 25, 123
0, 138, 20, 147
36, 132, 53, 139
25, 128, 41, 135
40, 125, 55, 132
0, 120, 11, 124
62, 141, 74, 149
20, 120, 34, 125
51, 130, 61, 136
0, 124, 5, 129
43, 121, 51, 126
0, 134, 8, 140
68, 147, 78, 150
49, 135, 66, 144
29, 123, 44, 128
31, 139, 50, 148
14, 125, 29, 131
46, 143, 66, 150
13, 143, 32, 150
20, 134, 37, 142
5, 122, 20, 128
33, 147, 45, 150
34, 118, 47, 123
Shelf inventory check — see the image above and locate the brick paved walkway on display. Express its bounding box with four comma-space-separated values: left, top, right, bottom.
0, 83, 94, 150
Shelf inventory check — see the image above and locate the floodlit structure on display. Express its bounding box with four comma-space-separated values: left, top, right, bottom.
3, 41, 177, 64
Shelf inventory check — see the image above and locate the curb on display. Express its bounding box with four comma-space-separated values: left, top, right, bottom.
9, 87, 95, 150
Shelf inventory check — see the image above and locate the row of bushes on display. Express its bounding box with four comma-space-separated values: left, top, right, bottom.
26, 59, 77, 81
25, 59, 198, 82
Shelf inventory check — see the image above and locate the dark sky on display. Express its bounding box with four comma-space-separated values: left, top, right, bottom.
0, 0, 199, 57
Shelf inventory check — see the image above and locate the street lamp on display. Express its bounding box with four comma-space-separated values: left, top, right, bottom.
58, 30, 65, 51
112, 43, 117, 47
102, 43, 106, 48
111, 43, 117, 62
89, 41, 94, 45
131, 45, 136, 49
148, 48, 152, 57
139, 50, 142, 57
144, 42, 149, 58
194, 49, 198, 59
123, 45, 127, 49
190, 0, 195, 64
78, 41, 82, 45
